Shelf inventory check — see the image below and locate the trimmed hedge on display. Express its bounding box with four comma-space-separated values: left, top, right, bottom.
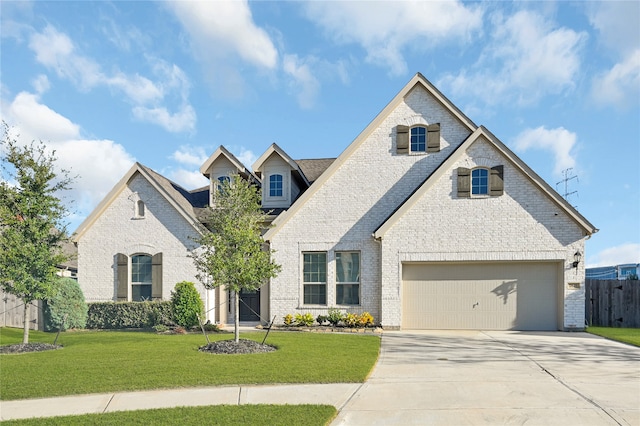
86, 301, 174, 329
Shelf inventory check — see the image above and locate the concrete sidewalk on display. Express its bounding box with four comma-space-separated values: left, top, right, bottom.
0, 383, 361, 421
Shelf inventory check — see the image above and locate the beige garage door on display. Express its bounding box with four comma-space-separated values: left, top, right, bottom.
402, 262, 560, 330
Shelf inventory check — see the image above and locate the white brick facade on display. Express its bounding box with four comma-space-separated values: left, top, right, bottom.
76, 174, 214, 320
266, 77, 593, 330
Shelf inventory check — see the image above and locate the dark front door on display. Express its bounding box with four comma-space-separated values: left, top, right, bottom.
239, 288, 260, 321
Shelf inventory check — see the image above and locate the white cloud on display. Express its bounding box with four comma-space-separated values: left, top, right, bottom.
1, 90, 135, 230
513, 126, 577, 177
586, 1, 639, 57
591, 50, 640, 109
167, 1, 277, 70
587, 243, 640, 268
132, 104, 196, 134
283, 54, 321, 109
226, 146, 257, 170
171, 145, 208, 167
303, 1, 483, 75
27, 25, 196, 133
31, 74, 50, 95
439, 10, 586, 107
586, 2, 640, 109
167, 168, 209, 190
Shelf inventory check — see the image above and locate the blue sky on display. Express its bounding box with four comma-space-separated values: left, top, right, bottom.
1, 1, 638, 267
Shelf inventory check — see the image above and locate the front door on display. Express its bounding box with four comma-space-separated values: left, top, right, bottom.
239, 288, 260, 321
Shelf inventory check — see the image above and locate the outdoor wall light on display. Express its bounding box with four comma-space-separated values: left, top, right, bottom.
572, 251, 582, 268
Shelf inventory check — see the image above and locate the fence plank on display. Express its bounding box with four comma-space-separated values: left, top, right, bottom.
586, 279, 640, 328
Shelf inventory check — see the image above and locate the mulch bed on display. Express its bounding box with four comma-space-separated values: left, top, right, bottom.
199, 338, 276, 354
0, 343, 62, 354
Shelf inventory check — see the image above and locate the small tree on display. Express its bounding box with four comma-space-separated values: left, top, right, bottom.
171, 281, 204, 328
0, 124, 74, 343
192, 175, 281, 343
44, 277, 88, 331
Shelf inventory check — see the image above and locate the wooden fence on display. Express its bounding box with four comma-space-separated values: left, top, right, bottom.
585, 279, 640, 328
0, 291, 42, 330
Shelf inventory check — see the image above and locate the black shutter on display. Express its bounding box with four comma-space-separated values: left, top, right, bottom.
152, 253, 163, 300
490, 165, 504, 196
426, 123, 441, 153
116, 253, 128, 301
396, 125, 409, 154
457, 167, 471, 198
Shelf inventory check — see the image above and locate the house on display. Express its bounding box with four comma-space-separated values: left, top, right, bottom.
587, 263, 640, 280
75, 73, 597, 330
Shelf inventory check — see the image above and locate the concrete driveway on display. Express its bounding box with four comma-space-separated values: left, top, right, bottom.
333, 330, 640, 425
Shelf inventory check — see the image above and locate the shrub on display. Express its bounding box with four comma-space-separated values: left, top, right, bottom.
358, 312, 375, 327
86, 301, 173, 329
283, 314, 294, 326
295, 312, 314, 327
316, 315, 328, 326
43, 278, 88, 331
153, 324, 169, 333
171, 281, 204, 328
327, 307, 344, 326
202, 321, 221, 332
343, 313, 359, 328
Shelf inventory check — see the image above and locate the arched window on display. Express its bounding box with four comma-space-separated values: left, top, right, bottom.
131, 254, 152, 301
471, 168, 489, 195
136, 200, 145, 218
410, 126, 426, 152
217, 175, 231, 190
269, 174, 283, 197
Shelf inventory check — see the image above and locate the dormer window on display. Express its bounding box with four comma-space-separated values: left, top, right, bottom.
217, 176, 230, 191
269, 174, 283, 197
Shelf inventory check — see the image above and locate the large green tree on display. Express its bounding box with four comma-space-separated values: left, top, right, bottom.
192, 175, 280, 343
0, 125, 73, 343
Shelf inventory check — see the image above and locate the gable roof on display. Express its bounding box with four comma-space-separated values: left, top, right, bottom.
373, 126, 598, 238
73, 162, 205, 241
252, 143, 311, 187
263, 72, 478, 241
200, 145, 258, 182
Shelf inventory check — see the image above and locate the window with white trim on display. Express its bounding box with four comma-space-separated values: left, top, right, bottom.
303, 252, 327, 305
269, 174, 283, 197
131, 254, 152, 301
336, 251, 360, 305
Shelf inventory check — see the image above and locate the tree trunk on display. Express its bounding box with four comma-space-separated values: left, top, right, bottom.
234, 290, 240, 343
22, 300, 30, 344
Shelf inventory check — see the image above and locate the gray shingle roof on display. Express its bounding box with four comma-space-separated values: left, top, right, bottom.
296, 158, 336, 183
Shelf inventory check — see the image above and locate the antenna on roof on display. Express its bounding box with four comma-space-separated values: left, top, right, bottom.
556, 168, 579, 208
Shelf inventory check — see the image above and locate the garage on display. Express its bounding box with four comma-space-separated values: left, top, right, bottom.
402, 262, 561, 330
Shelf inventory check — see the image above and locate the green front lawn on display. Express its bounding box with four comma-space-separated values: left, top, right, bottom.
586, 326, 640, 347
0, 328, 380, 400
3, 404, 337, 426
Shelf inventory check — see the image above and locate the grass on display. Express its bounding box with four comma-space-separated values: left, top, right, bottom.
586, 326, 640, 347
0, 327, 380, 400
2, 404, 337, 426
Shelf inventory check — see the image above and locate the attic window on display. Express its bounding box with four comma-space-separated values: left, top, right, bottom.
457, 166, 504, 198
217, 176, 231, 191
411, 127, 426, 152
397, 123, 440, 154
269, 174, 283, 197
136, 200, 145, 218
471, 168, 489, 195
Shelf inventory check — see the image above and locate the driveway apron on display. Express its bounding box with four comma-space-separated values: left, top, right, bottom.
332, 330, 640, 425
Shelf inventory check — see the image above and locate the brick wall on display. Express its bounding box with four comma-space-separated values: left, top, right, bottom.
77, 174, 213, 319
